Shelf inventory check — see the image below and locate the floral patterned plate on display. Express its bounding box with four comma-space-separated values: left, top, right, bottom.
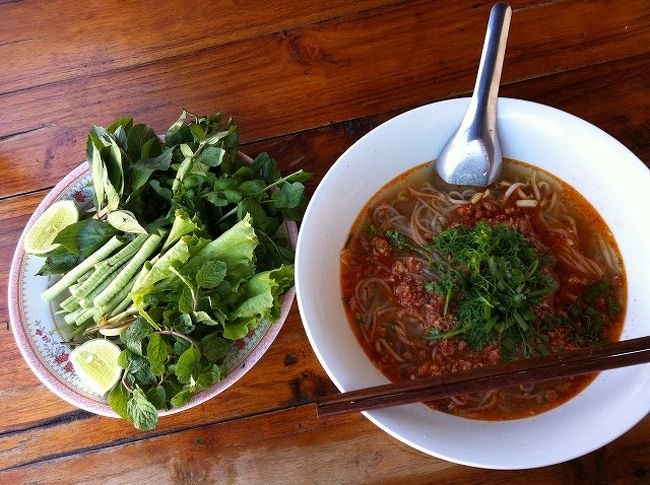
8, 162, 296, 417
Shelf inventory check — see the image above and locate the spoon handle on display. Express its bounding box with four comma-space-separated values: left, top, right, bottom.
469, 3, 512, 128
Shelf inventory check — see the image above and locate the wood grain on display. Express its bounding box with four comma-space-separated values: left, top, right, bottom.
1, 52, 649, 435
0, 310, 338, 470
2, 0, 650, 480
0, 0, 648, 198
0, 0, 406, 94
2, 404, 649, 483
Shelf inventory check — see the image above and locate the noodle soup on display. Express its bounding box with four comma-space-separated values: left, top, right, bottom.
340, 159, 626, 420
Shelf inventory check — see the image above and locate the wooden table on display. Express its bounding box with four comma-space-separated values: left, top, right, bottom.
1, 1, 649, 483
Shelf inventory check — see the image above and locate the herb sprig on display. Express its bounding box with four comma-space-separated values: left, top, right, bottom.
386, 223, 558, 358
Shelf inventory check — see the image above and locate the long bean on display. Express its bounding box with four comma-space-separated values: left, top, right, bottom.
76, 269, 93, 283
64, 306, 89, 325
79, 262, 127, 308
42, 236, 124, 301
60, 294, 81, 313
75, 308, 94, 326
73, 234, 148, 298
93, 234, 162, 308
96, 275, 136, 318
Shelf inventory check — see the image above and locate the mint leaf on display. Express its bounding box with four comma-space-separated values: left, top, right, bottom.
170, 388, 194, 408
192, 311, 220, 326
196, 261, 227, 289
178, 286, 195, 314
147, 333, 171, 377
175, 346, 201, 379
272, 182, 304, 209
146, 386, 167, 410
126, 389, 159, 430
197, 365, 222, 389
120, 318, 153, 356
199, 146, 226, 167
107, 383, 131, 421
201, 332, 230, 362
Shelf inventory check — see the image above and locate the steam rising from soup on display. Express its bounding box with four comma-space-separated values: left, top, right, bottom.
340, 159, 625, 419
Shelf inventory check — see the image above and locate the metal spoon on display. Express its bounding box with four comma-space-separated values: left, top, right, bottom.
436, 3, 512, 187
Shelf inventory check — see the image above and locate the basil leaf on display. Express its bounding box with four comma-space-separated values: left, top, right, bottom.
149, 179, 172, 201
53, 219, 118, 256
107, 210, 147, 234
165, 110, 187, 142
127, 124, 157, 160
107, 117, 134, 135
131, 147, 174, 193
36, 247, 84, 276
126, 389, 159, 430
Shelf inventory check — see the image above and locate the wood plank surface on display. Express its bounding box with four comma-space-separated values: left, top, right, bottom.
2, 0, 650, 482
1, 0, 648, 198
1, 51, 650, 435
0, 310, 339, 470
2, 404, 650, 483
0, 0, 406, 94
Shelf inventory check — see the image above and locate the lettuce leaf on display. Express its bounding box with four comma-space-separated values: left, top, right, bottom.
183, 213, 258, 289
224, 265, 294, 339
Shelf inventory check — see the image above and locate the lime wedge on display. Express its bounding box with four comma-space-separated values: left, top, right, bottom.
24, 199, 78, 255
69, 339, 122, 395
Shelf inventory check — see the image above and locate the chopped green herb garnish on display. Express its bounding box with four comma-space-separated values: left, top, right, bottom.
422, 223, 558, 353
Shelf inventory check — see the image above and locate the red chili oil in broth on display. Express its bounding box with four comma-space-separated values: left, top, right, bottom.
340, 159, 626, 420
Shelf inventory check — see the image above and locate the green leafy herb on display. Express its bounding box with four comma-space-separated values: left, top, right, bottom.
40, 110, 309, 430
36, 247, 84, 276
127, 389, 159, 430
423, 223, 558, 355
146, 333, 171, 377
53, 219, 118, 256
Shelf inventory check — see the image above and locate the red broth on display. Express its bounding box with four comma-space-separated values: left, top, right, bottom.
340, 160, 625, 420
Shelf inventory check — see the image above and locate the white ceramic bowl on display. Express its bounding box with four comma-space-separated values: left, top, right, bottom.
296, 97, 650, 469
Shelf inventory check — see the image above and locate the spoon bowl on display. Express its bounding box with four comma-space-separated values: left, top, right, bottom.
436, 2, 511, 187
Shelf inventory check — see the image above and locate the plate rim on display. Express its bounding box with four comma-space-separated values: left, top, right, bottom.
9, 161, 297, 418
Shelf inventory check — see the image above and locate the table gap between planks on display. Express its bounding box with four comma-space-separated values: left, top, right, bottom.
1, 0, 649, 482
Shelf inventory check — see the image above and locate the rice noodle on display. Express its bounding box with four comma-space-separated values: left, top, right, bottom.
379, 338, 405, 362
531, 170, 541, 201
504, 182, 525, 200
342, 164, 624, 420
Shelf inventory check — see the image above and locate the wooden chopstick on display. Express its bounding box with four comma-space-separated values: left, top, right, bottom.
316, 335, 650, 418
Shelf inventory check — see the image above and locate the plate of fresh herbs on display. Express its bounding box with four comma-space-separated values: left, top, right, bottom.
9, 110, 310, 430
